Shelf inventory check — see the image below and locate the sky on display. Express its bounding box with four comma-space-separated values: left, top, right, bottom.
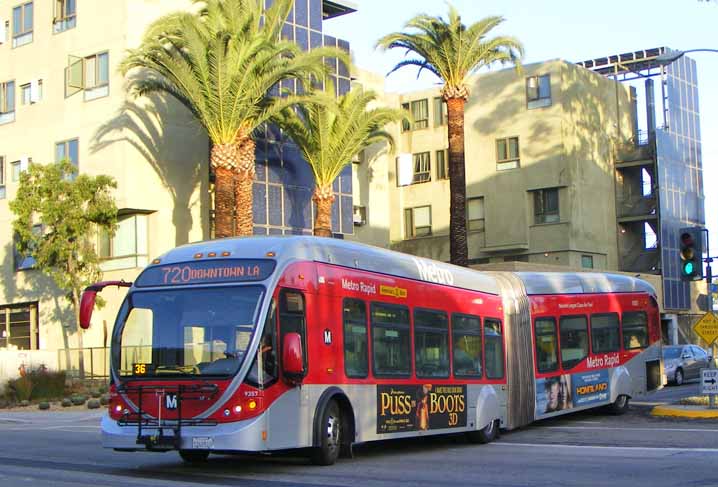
323, 0, 716, 248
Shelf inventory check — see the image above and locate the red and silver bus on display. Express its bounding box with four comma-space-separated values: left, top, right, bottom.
80, 236, 662, 465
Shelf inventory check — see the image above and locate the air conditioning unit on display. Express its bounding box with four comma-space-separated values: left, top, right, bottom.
353, 206, 366, 226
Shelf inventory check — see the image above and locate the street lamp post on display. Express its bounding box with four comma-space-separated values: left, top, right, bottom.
655, 48, 718, 65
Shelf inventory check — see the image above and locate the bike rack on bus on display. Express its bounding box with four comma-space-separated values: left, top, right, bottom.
117, 383, 220, 450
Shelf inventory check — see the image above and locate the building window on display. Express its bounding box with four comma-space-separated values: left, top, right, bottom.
53, 0, 77, 33
413, 152, 430, 183
534, 188, 559, 224
65, 51, 110, 101
496, 136, 520, 170
0, 81, 16, 124
436, 149, 448, 180
11, 158, 29, 182
20, 80, 42, 105
12, 2, 33, 48
433, 96, 447, 126
401, 102, 411, 132
55, 138, 79, 172
98, 213, 149, 271
410, 99, 429, 130
581, 255, 594, 269
404, 206, 431, 238
0, 303, 39, 350
527, 74, 551, 109
0, 156, 5, 199
467, 197, 485, 232
352, 205, 366, 226
14, 224, 42, 271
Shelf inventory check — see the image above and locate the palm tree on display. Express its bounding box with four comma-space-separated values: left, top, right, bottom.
377, 6, 523, 266
120, 0, 348, 238
279, 87, 405, 237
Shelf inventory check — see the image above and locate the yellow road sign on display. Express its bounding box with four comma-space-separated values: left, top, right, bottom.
693, 312, 718, 345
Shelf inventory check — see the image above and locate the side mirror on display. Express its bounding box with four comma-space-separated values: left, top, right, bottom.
282, 332, 305, 384
79, 281, 133, 329
79, 290, 98, 329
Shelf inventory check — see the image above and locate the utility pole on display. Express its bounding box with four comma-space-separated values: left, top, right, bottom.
702, 228, 716, 409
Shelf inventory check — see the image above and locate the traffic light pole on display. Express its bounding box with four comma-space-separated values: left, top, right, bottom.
702, 228, 716, 408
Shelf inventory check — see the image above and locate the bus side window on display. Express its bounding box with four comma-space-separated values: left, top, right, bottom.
484, 319, 504, 379
370, 302, 411, 378
279, 289, 307, 372
246, 299, 278, 388
622, 311, 648, 350
452, 313, 482, 379
343, 298, 368, 378
590, 313, 620, 354
414, 309, 449, 378
559, 315, 588, 370
534, 317, 558, 373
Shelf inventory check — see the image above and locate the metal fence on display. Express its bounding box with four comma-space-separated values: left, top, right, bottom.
57, 346, 152, 379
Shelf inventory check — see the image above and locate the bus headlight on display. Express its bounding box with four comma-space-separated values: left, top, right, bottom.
234, 405, 242, 414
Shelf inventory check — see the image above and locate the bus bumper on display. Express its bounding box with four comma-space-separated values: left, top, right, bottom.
100, 413, 268, 452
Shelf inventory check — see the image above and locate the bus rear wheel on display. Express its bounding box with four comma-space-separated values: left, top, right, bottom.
311, 400, 342, 466
179, 450, 210, 464
608, 394, 630, 415
466, 419, 498, 444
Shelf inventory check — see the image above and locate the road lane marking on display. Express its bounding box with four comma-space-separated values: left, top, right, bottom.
492, 442, 718, 453
542, 426, 718, 433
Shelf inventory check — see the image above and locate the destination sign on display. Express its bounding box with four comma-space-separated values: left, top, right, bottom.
135, 259, 276, 287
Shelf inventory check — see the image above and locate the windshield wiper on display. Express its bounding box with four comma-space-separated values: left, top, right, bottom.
154, 365, 200, 375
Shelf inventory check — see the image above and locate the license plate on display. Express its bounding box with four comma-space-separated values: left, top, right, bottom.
192, 437, 213, 449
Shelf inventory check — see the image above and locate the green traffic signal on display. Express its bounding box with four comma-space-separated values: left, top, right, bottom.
683, 261, 694, 275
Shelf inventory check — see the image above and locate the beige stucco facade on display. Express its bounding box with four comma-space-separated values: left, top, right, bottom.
0, 0, 209, 354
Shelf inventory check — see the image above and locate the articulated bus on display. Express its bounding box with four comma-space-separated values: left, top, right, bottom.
80, 237, 662, 465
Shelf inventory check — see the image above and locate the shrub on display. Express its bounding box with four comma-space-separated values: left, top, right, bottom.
38, 402, 50, 410
91, 390, 101, 398
7, 376, 34, 402
19, 400, 30, 407
71, 395, 86, 406
61, 398, 72, 407
29, 370, 67, 401
87, 399, 101, 409
100, 394, 110, 406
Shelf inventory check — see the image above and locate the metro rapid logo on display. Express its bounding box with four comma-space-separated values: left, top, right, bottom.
586, 352, 620, 369
413, 257, 455, 285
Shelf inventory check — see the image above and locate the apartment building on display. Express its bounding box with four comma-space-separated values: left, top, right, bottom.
352, 49, 707, 338
0, 0, 354, 356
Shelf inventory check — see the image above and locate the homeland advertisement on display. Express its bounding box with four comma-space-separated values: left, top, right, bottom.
377, 384, 467, 433
535, 370, 610, 418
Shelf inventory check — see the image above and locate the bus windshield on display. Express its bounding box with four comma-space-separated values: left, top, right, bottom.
113, 286, 265, 378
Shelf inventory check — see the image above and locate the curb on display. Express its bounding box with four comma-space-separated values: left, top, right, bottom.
651, 405, 718, 419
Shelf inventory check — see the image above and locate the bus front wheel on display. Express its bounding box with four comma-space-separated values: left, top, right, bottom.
179, 450, 210, 464
466, 419, 498, 444
311, 400, 342, 466
608, 394, 630, 415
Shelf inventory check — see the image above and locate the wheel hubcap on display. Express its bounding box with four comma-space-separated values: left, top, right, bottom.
326, 415, 339, 451
617, 395, 627, 407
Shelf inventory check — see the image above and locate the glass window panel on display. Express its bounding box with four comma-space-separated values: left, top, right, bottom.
135, 214, 148, 255
98, 53, 109, 86
436, 150, 448, 180
452, 314, 482, 378
371, 303, 411, 377
411, 99, 428, 129
509, 137, 520, 159
13, 7, 22, 36
114, 216, 137, 257
497, 139, 507, 161
68, 139, 79, 167
622, 312, 648, 349
559, 316, 588, 369
343, 299, 368, 378
414, 206, 430, 227
55, 142, 66, 162
414, 309, 449, 378
538, 75, 551, 99
535, 317, 558, 373
484, 319, 504, 379
85, 56, 97, 88
526, 76, 539, 100
581, 255, 594, 269
21, 85, 30, 105
591, 313, 620, 353
24, 3, 33, 33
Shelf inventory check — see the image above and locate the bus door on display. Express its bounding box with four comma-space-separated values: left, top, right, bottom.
267, 288, 311, 448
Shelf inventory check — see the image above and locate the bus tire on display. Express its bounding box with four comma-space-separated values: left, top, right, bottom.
608, 394, 630, 415
179, 450, 209, 464
311, 400, 342, 466
466, 419, 498, 444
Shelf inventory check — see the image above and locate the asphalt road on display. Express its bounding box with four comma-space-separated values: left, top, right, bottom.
0, 388, 715, 487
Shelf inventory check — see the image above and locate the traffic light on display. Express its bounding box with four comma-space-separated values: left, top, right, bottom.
679, 227, 704, 281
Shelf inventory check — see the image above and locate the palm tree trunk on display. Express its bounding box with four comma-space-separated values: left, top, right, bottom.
234, 138, 256, 237
446, 96, 469, 267
211, 143, 238, 238
312, 184, 335, 237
